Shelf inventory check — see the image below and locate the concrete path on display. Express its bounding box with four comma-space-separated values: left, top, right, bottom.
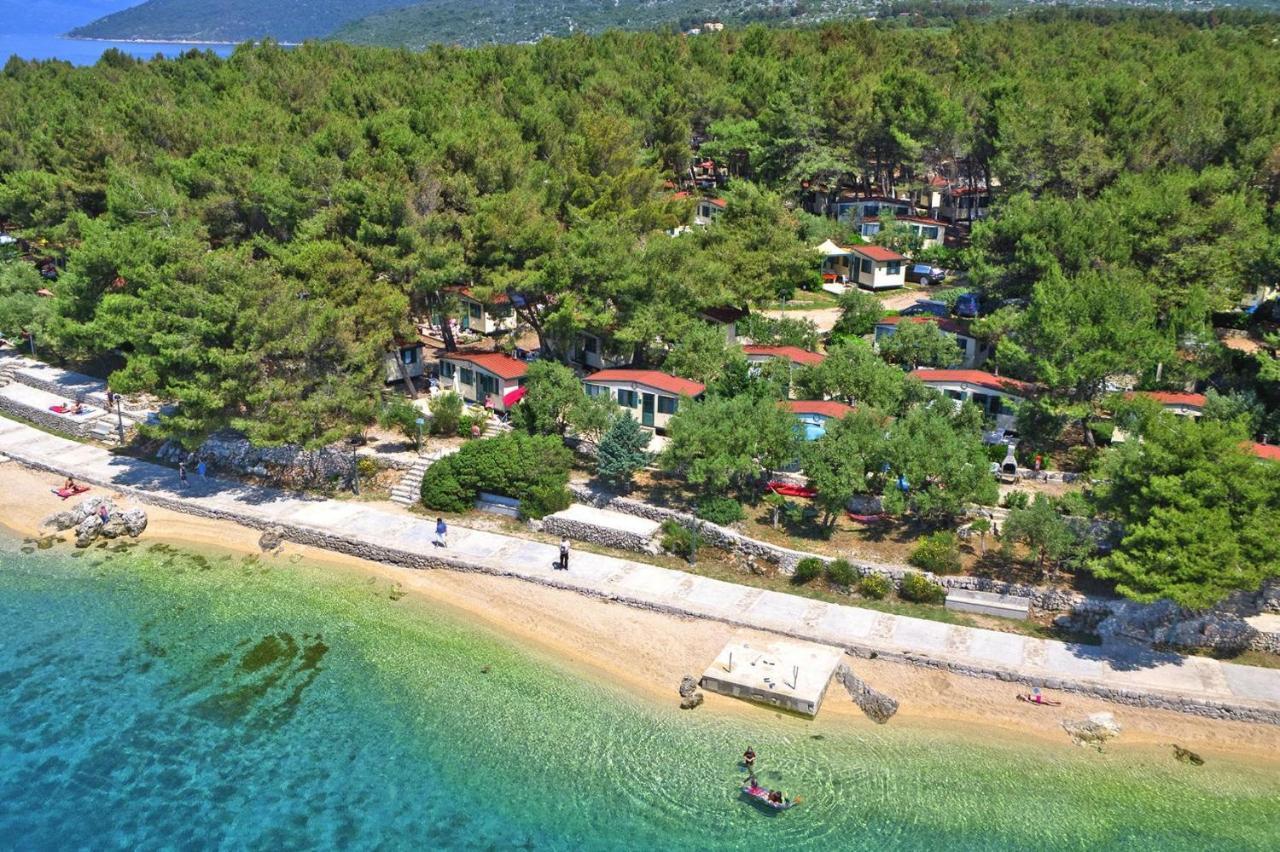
1, 415, 1277, 724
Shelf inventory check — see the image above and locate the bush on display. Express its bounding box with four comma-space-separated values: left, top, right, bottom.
660, 520, 696, 558
458, 411, 487, 438
792, 557, 824, 584
356, 456, 380, 480
908, 531, 962, 574
825, 558, 857, 588
418, 433, 572, 515
695, 495, 744, 525
419, 458, 471, 513
378, 398, 423, 441
899, 571, 946, 604
1064, 445, 1098, 473
1054, 490, 1092, 518
1001, 490, 1030, 510
858, 573, 891, 599
428, 392, 464, 436
521, 481, 571, 520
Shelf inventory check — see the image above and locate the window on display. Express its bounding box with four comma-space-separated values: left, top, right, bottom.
468, 302, 483, 321
921, 226, 939, 240
861, 222, 880, 237
478, 374, 500, 397
861, 258, 873, 275
945, 390, 963, 401
886, 262, 901, 275
460, 368, 474, 386
617, 389, 639, 408
440, 362, 456, 378
400, 347, 419, 365
586, 383, 606, 398
582, 335, 599, 354
657, 396, 677, 415
864, 204, 879, 216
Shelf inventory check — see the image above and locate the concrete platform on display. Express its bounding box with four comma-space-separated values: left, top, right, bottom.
548, 503, 661, 538
700, 637, 844, 717
946, 588, 1031, 620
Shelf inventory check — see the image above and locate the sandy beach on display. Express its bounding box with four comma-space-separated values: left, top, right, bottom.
2, 461, 1277, 764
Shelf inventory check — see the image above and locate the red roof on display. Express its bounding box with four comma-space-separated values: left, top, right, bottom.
877, 315, 970, 337
744, 345, 825, 366
786, 400, 855, 419
1129, 391, 1206, 408
850, 245, 907, 263
672, 191, 691, 200
899, 215, 947, 227
911, 369, 1031, 395
456, 286, 510, 306
442, 351, 528, 380
585, 369, 705, 397
1250, 442, 1280, 462
706, 197, 727, 209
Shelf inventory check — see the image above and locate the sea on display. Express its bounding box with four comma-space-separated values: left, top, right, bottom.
1, 530, 1278, 850
0, 1, 235, 66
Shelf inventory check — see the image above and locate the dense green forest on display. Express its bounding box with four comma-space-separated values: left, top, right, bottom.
4, 11, 1280, 453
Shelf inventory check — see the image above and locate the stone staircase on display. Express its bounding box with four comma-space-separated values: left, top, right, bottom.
0, 359, 18, 388
390, 456, 433, 506
482, 417, 513, 437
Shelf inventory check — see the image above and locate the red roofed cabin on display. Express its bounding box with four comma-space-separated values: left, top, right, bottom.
786, 400, 856, 441
438, 351, 528, 411
849, 245, 906, 290
745, 345, 825, 397
876, 316, 990, 368
1127, 391, 1207, 418
583, 369, 704, 433
911, 369, 1030, 433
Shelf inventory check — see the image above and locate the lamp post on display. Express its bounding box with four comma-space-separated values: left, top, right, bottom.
115, 395, 124, 442
415, 417, 425, 454
349, 437, 360, 496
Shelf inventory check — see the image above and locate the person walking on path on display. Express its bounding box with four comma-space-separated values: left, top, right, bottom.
178, 462, 188, 488
435, 517, 448, 548
559, 537, 570, 571
196, 460, 207, 479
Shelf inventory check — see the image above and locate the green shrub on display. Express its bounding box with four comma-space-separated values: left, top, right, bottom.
356, 456, 380, 479
521, 481, 571, 520
792, 557, 824, 584
378, 398, 424, 440
825, 558, 857, 588
898, 571, 946, 604
1054, 490, 1092, 518
695, 495, 744, 525
660, 520, 696, 558
458, 412, 487, 438
419, 457, 472, 513
418, 433, 572, 515
1001, 490, 1030, 510
428, 392, 463, 436
1064, 445, 1098, 473
858, 573, 891, 599
908, 531, 962, 574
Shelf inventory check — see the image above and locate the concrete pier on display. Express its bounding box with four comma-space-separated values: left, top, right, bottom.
700, 637, 844, 716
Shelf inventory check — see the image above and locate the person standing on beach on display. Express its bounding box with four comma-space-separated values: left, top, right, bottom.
559, 537, 570, 571
178, 462, 188, 488
435, 517, 448, 548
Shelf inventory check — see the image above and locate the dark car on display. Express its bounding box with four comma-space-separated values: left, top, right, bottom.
953, 292, 981, 318
899, 299, 950, 319
905, 263, 947, 286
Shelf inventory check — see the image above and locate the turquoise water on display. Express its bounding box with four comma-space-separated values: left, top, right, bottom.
1, 533, 1277, 850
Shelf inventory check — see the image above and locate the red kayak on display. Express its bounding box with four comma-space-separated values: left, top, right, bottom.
741, 784, 795, 810
52, 485, 90, 499
767, 481, 816, 499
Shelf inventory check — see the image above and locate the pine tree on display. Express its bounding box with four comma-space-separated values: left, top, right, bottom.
596, 413, 651, 491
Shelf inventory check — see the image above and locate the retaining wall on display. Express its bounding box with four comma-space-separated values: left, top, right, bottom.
0, 393, 100, 440
6, 449, 1279, 726
539, 514, 658, 555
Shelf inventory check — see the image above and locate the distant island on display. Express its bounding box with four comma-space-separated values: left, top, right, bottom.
70, 0, 1280, 49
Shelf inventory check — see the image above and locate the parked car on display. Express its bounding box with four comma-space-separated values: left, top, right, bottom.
905, 263, 947, 286
953, 292, 981, 318
899, 299, 950, 319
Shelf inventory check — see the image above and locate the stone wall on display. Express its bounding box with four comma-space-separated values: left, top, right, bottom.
0, 392, 98, 439
566, 483, 1107, 615
538, 513, 658, 555
157, 432, 357, 489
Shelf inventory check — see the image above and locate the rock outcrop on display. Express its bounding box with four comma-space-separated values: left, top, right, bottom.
1096, 599, 1257, 653
835, 663, 899, 723
678, 674, 705, 710
1062, 712, 1122, 749
44, 497, 148, 548
258, 525, 286, 553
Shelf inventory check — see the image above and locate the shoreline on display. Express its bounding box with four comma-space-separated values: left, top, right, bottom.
3, 460, 1278, 765
60, 36, 297, 47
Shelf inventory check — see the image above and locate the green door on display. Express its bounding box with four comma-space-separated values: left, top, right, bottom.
641, 393, 655, 427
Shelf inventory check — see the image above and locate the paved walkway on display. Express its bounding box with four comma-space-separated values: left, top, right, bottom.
1, 415, 1277, 723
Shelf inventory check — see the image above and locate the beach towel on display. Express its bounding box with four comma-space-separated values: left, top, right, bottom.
52, 485, 90, 499
49, 404, 70, 413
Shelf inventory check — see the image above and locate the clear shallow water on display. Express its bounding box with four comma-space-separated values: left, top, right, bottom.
0, 533, 1277, 850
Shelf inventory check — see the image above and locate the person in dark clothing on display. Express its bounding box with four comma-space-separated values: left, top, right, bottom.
558, 537, 570, 570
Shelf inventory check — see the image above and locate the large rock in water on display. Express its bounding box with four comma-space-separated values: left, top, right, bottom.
677, 674, 705, 709
47, 497, 148, 547
121, 508, 148, 537
43, 510, 80, 532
